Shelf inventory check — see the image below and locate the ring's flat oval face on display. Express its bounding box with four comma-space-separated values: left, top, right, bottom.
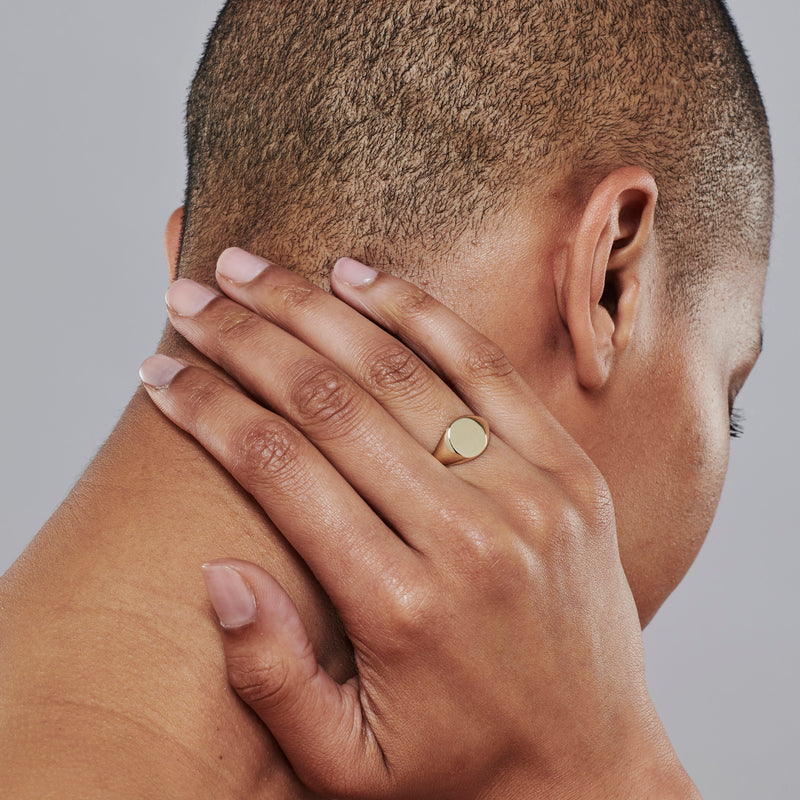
448, 417, 489, 459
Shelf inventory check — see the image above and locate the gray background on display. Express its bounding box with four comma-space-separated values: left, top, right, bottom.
1, 2, 797, 797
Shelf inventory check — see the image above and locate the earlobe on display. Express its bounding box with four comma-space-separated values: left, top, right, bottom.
164, 206, 185, 282
557, 167, 657, 391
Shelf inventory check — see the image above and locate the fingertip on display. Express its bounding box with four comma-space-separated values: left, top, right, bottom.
139, 354, 186, 389
165, 278, 219, 316
202, 562, 257, 629
200, 564, 369, 795
217, 247, 270, 283
332, 257, 379, 287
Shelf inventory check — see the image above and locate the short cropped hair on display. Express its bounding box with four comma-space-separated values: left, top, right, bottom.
181, 0, 773, 302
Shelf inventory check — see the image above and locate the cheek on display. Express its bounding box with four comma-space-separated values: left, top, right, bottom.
585, 380, 731, 626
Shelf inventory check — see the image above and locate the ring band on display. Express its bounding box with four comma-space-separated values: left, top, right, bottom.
433, 416, 490, 466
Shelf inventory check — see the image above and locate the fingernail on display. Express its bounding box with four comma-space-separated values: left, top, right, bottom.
333, 257, 378, 287
139, 354, 186, 388
202, 564, 257, 629
217, 248, 269, 283
166, 278, 218, 316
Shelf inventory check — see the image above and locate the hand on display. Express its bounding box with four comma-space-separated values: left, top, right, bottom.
140, 248, 698, 799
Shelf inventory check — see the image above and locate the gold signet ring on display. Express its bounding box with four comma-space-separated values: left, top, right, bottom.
433, 416, 491, 466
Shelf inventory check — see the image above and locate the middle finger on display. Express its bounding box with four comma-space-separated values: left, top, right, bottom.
213, 248, 471, 455
165, 277, 494, 550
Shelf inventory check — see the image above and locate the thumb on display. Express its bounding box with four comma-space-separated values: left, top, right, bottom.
201, 559, 387, 796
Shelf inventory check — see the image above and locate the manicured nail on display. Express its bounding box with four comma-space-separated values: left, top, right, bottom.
202, 564, 257, 629
139, 354, 186, 388
217, 247, 269, 283
165, 278, 218, 316
333, 257, 378, 287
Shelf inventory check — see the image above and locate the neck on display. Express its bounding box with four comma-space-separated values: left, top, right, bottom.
0, 373, 353, 798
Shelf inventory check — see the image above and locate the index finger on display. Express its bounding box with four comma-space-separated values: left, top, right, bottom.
138, 357, 419, 626
213, 248, 585, 477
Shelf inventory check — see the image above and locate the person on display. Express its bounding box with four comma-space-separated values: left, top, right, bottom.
139, 246, 706, 799
0, 0, 771, 797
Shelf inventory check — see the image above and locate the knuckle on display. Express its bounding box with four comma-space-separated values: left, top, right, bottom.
554, 499, 588, 541
181, 375, 225, 419
457, 338, 515, 384
537, 487, 597, 553
288, 362, 364, 437
434, 501, 523, 579
479, 538, 532, 592
394, 285, 437, 321
280, 284, 316, 314
232, 418, 304, 486
455, 514, 512, 571
226, 653, 294, 713
440, 507, 532, 599
536, 486, 572, 530
215, 307, 260, 345
369, 566, 439, 646
574, 468, 616, 531
524, 464, 615, 551
184, 381, 219, 413
362, 343, 429, 399
388, 584, 437, 640
462, 527, 501, 567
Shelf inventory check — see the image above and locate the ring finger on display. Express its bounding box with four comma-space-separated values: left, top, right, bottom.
164, 278, 515, 549
212, 248, 473, 456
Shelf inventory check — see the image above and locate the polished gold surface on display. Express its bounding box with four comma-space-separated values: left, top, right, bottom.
433, 416, 490, 466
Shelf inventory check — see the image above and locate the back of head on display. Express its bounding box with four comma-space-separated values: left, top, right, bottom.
180, 0, 772, 304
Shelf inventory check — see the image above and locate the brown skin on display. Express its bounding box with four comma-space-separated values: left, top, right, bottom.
0, 167, 763, 796
141, 245, 699, 799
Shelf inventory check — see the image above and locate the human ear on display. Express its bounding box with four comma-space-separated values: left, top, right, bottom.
557, 167, 658, 390
164, 206, 185, 282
